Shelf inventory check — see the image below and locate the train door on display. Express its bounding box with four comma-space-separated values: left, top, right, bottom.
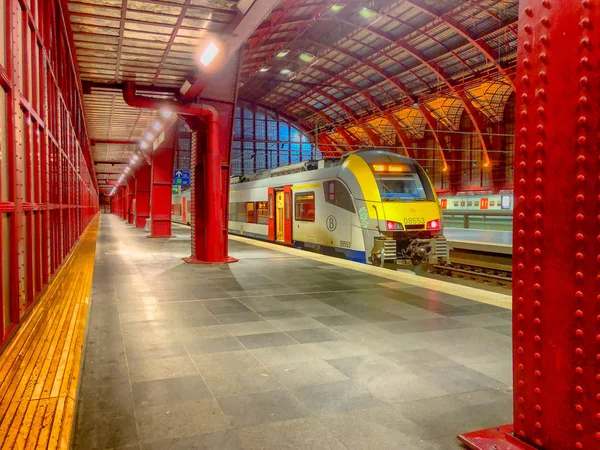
283, 185, 293, 245
275, 191, 285, 242
268, 187, 275, 241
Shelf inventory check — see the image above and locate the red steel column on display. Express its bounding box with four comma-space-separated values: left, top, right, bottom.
149, 133, 175, 238
459, 1, 600, 449
134, 162, 151, 228
126, 176, 135, 224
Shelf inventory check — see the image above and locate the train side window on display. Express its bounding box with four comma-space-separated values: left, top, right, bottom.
268, 193, 274, 218
257, 201, 269, 225
323, 180, 355, 213
295, 192, 315, 222
246, 202, 256, 223
285, 192, 291, 220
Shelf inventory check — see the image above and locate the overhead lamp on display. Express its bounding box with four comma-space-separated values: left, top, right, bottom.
132, 154, 139, 161
330, 4, 345, 12
276, 49, 290, 58
280, 68, 293, 76
160, 107, 172, 119
259, 66, 271, 72
359, 7, 377, 19
199, 41, 219, 67
145, 132, 153, 141
299, 52, 316, 63
124, 166, 130, 173
152, 121, 161, 131
140, 141, 148, 150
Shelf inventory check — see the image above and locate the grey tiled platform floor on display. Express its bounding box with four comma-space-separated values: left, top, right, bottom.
72, 215, 512, 450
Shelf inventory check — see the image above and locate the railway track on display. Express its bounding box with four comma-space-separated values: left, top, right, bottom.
423, 249, 513, 288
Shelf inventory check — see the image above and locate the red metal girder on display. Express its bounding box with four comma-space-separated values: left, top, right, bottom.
336, 127, 359, 152
361, 124, 382, 147
384, 114, 415, 157
149, 133, 176, 238
134, 161, 151, 228
460, 1, 600, 449
418, 105, 449, 173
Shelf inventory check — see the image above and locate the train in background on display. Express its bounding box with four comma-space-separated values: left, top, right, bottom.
439, 193, 514, 212
226, 149, 449, 266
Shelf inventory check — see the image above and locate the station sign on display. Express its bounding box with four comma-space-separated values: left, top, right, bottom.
173, 169, 190, 186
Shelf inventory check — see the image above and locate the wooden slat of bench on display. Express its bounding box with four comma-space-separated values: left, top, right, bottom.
0, 217, 99, 450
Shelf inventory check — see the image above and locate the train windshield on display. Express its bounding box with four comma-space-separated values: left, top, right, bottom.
376, 173, 431, 201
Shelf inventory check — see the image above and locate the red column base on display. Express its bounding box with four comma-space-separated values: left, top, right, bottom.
182, 256, 238, 265
458, 425, 537, 450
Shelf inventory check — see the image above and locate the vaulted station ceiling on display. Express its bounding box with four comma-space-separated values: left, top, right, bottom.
238, 0, 518, 153
67, 0, 518, 193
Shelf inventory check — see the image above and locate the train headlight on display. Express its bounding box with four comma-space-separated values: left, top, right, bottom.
386, 221, 404, 231
427, 219, 440, 230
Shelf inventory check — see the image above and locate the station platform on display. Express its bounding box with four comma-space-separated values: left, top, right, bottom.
445, 229, 513, 255
69, 215, 512, 449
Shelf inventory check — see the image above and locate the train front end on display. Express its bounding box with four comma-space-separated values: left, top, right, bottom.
340, 150, 449, 266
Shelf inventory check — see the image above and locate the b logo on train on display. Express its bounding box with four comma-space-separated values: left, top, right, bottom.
228, 149, 449, 266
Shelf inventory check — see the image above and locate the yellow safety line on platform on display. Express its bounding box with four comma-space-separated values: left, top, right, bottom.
228, 234, 512, 310
0, 215, 99, 450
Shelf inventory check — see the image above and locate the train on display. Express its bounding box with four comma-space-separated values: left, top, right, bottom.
225, 149, 449, 266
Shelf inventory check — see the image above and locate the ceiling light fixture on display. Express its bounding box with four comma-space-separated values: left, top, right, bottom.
152, 121, 161, 131
330, 4, 345, 12
359, 7, 377, 19
280, 68, 293, 76
140, 141, 148, 150
145, 132, 153, 141
299, 52, 316, 63
160, 107, 172, 119
276, 49, 290, 58
259, 66, 271, 72
199, 41, 219, 67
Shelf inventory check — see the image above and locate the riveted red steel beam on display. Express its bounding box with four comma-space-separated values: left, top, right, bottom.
126, 176, 135, 225
134, 161, 151, 228
459, 1, 600, 448
123, 81, 237, 263
149, 133, 176, 238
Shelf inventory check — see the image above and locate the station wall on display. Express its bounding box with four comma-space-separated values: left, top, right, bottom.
0, 0, 99, 348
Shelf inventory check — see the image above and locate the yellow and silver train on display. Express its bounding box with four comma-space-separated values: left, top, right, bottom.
228, 149, 449, 266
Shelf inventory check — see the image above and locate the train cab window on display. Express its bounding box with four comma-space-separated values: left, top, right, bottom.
295, 192, 315, 222
376, 174, 429, 201
246, 202, 256, 223
323, 180, 355, 213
